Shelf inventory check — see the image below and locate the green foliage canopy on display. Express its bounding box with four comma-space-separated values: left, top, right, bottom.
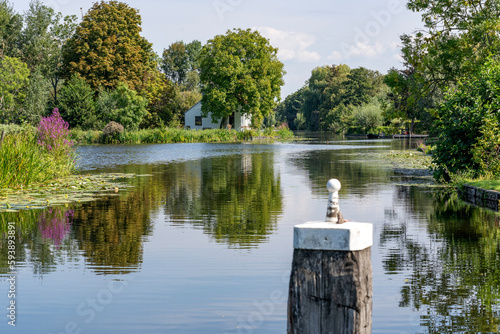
0, 56, 29, 123
277, 64, 385, 133
432, 58, 500, 180
62, 1, 158, 94
19, 0, 77, 104
57, 74, 97, 130
97, 83, 148, 131
404, 0, 500, 88
0, 0, 22, 58
199, 28, 285, 128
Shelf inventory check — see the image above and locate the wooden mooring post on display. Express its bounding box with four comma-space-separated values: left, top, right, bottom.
287, 179, 373, 334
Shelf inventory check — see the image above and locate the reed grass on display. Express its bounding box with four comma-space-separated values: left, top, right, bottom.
71, 127, 294, 145
0, 127, 75, 189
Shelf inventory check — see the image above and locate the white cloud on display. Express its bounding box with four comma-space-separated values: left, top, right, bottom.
328, 41, 386, 61
253, 26, 321, 63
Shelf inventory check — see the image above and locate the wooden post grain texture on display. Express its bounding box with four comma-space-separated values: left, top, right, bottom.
287, 248, 372, 334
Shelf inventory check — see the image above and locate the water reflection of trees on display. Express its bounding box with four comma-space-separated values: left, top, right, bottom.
0, 150, 284, 275
163, 152, 283, 248
381, 186, 500, 333
0, 169, 159, 276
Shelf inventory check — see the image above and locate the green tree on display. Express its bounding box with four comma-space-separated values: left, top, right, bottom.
0, 56, 29, 123
200, 28, 285, 128
291, 64, 384, 132
162, 41, 189, 86
395, 0, 500, 127
62, 1, 158, 94
57, 74, 97, 129
404, 0, 500, 90
351, 99, 383, 134
19, 0, 77, 104
186, 40, 202, 72
0, 0, 22, 58
344, 67, 384, 107
19, 67, 50, 124
97, 83, 148, 131
384, 67, 437, 134
432, 58, 500, 180
275, 87, 306, 130
161, 39, 202, 91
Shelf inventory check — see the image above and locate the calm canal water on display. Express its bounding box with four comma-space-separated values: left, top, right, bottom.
1, 135, 500, 333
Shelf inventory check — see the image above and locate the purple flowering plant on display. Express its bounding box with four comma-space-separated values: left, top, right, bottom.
37, 109, 74, 160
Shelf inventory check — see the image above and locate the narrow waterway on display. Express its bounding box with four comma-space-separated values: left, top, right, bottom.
1, 136, 499, 333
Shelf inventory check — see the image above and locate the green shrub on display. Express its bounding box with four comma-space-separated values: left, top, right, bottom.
432, 58, 500, 181
97, 83, 148, 131
103, 121, 124, 139
57, 74, 98, 130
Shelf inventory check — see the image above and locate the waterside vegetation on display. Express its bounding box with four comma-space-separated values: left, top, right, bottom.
70, 126, 295, 145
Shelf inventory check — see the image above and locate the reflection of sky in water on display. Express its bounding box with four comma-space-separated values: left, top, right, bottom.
75, 141, 388, 171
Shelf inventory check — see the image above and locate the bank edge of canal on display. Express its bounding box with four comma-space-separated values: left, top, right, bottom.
380, 149, 500, 212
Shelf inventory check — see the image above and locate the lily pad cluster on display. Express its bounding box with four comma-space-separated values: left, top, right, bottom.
0, 173, 138, 212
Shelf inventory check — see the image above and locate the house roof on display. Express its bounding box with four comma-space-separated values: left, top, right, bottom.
185, 100, 202, 115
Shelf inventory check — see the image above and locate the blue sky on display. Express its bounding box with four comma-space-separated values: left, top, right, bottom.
12, 0, 424, 98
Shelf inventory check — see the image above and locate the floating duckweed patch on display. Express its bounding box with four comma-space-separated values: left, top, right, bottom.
0, 173, 139, 212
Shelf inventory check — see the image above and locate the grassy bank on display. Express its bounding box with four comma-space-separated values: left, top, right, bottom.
457, 179, 500, 192
0, 128, 74, 189
70, 127, 295, 144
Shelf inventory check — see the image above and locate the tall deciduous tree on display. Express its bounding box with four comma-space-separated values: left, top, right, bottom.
432, 58, 500, 180
19, 67, 50, 125
19, 0, 77, 104
62, 1, 158, 95
162, 40, 202, 90
287, 64, 384, 132
96, 83, 148, 131
162, 41, 189, 86
397, 0, 500, 112
200, 28, 285, 128
405, 0, 500, 87
0, 0, 22, 58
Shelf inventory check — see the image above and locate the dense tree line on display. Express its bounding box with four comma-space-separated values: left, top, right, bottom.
0, 0, 286, 131
0, 0, 205, 130
276, 64, 387, 134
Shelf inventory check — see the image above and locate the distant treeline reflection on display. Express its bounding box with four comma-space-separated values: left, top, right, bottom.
0, 151, 283, 275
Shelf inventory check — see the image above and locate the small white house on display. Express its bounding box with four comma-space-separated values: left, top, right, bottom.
184, 101, 252, 131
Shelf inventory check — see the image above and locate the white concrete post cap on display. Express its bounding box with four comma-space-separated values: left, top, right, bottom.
294, 222, 373, 251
